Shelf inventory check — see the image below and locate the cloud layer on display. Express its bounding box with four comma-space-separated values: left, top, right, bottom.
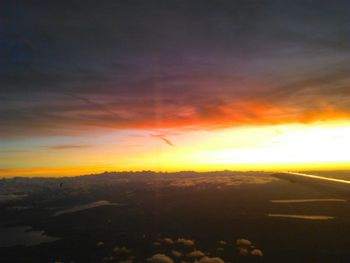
1, 0, 350, 137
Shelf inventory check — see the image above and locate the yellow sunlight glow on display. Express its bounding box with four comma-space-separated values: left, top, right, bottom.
134, 121, 350, 172
1, 121, 349, 177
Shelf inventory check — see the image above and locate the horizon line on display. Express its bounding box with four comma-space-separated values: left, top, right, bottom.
1, 168, 349, 179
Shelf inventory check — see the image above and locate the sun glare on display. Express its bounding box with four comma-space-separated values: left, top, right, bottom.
183, 121, 350, 170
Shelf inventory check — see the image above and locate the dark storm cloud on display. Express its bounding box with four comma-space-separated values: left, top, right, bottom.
1, 0, 350, 137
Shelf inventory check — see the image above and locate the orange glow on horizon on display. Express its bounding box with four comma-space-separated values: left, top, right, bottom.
1, 120, 349, 178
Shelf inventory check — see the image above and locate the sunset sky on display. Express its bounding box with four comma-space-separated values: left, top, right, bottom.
1, 0, 350, 177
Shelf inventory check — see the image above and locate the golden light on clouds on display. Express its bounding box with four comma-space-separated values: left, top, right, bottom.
1, 121, 349, 177
142, 121, 350, 171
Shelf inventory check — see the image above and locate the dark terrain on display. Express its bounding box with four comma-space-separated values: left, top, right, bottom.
0, 171, 349, 263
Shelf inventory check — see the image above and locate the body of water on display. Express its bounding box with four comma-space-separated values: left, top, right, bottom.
0, 226, 59, 247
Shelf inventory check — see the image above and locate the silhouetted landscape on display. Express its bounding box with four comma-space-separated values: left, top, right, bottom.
1, 171, 350, 262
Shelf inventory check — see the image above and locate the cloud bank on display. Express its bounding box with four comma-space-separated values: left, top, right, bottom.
1, 0, 350, 137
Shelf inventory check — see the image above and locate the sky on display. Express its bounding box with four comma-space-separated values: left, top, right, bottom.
1, 0, 350, 177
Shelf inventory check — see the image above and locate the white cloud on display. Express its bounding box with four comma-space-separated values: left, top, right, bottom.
168, 174, 276, 188
235, 239, 264, 257
251, 249, 263, 257
176, 238, 195, 246
238, 247, 249, 256
187, 250, 206, 258
236, 238, 252, 246
162, 238, 175, 245
171, 250, 183, 257
195, 256, 225, 263
147, 254, 174, 263
54, 200, 118, 216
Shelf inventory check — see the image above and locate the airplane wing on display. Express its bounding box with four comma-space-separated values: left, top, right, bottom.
272, 172, 350, 194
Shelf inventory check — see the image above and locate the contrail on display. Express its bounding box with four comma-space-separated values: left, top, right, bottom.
150, 134, 175, 147
63, 92, 120, 118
